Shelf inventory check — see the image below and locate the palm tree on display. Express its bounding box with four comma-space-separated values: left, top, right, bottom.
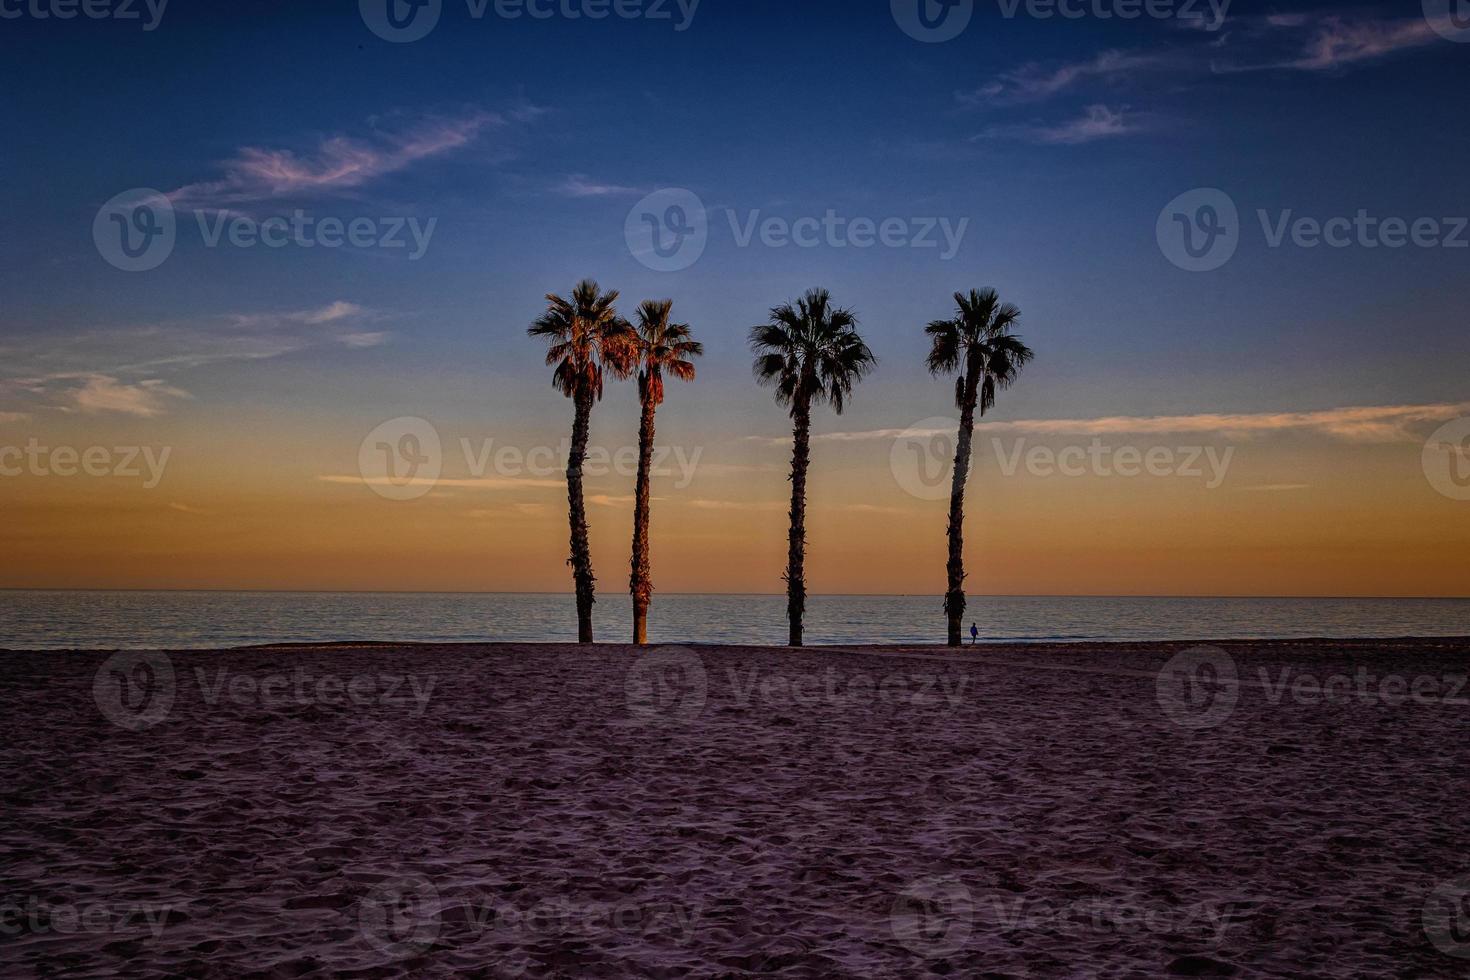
924, 288, 1034, 646
628, 300, 703, 645
751, 288, 876, 647
528, 280, 633, 644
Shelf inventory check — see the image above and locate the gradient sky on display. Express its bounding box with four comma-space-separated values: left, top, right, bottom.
2, 0, 1468, 596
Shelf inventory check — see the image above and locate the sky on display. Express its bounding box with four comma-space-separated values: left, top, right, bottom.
1, 0, 1468, 596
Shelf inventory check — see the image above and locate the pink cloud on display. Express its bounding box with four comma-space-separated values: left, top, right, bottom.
69, 376, 192, 418
167, 112, 499, 209
978, 105, 1138, 146
961, 50, 1168, 105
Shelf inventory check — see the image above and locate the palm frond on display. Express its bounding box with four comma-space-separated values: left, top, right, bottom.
528, 280, 634, 401
751, 288, 875, 418
926, 287, 1034, 415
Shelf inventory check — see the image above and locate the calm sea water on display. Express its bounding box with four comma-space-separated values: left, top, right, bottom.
3, 591, 1470, 650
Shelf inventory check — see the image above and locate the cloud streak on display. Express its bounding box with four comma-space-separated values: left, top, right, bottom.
167, 112, 499, 210
755, 403, 1470, 446
975, 104, 1138, 145
319, 476, 565, 490
69, 376, 192, 418
553, 174, 645, 198
2, 302, 388, 418
1214, 15, 1442, 73
962, 50, 1167, 105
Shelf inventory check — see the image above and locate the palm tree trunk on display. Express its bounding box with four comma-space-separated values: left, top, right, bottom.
945, 373, 980, 646
567, 389, 596, 644
630, 394, 656, 645
785, 396, 812, 647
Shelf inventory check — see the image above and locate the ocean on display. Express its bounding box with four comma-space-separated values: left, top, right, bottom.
3, 590, 1469, 650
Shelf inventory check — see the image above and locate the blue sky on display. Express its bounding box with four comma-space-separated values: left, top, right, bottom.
4, 0, 1467, 435
2, 1, 1469, 594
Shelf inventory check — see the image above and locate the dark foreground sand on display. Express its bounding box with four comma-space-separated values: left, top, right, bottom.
3, 638, 1470, 978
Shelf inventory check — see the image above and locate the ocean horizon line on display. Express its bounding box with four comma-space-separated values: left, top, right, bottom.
4, 588, 1470, 601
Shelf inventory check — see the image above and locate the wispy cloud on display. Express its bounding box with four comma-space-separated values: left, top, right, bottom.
588, 494, 640, 508
2, 302, 387, 418
986, 403, 1470, 441
467, 503, 549, 519
299, 301, 365, 324
687, 498, 786, 512
684, 498, 902, 516
760, 403, 1470, 446
68, 376, 192, 418
553, 174, 645, 198
959, 13, 1446, 146
319, 476, 564, 490
685, 461, 784, 476
962, 50, 1167, 105
339, 332, 390, 349
841, 503, 907, 515
167, 111, 500, 210
1213, 15, 1442, 73
978, 105, 1138, 145
0, 412, 28, 425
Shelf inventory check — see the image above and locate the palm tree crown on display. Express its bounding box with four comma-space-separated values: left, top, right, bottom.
632, 300, 703, 405
924, 288, 1033, 410
528, 279, 634, 399
751, 288, 876, 415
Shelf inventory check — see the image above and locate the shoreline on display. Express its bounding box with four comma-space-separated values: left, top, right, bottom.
6, 634, 1470, 655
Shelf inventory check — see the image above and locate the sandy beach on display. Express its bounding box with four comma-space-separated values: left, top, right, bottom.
3, 638, 1469, 977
